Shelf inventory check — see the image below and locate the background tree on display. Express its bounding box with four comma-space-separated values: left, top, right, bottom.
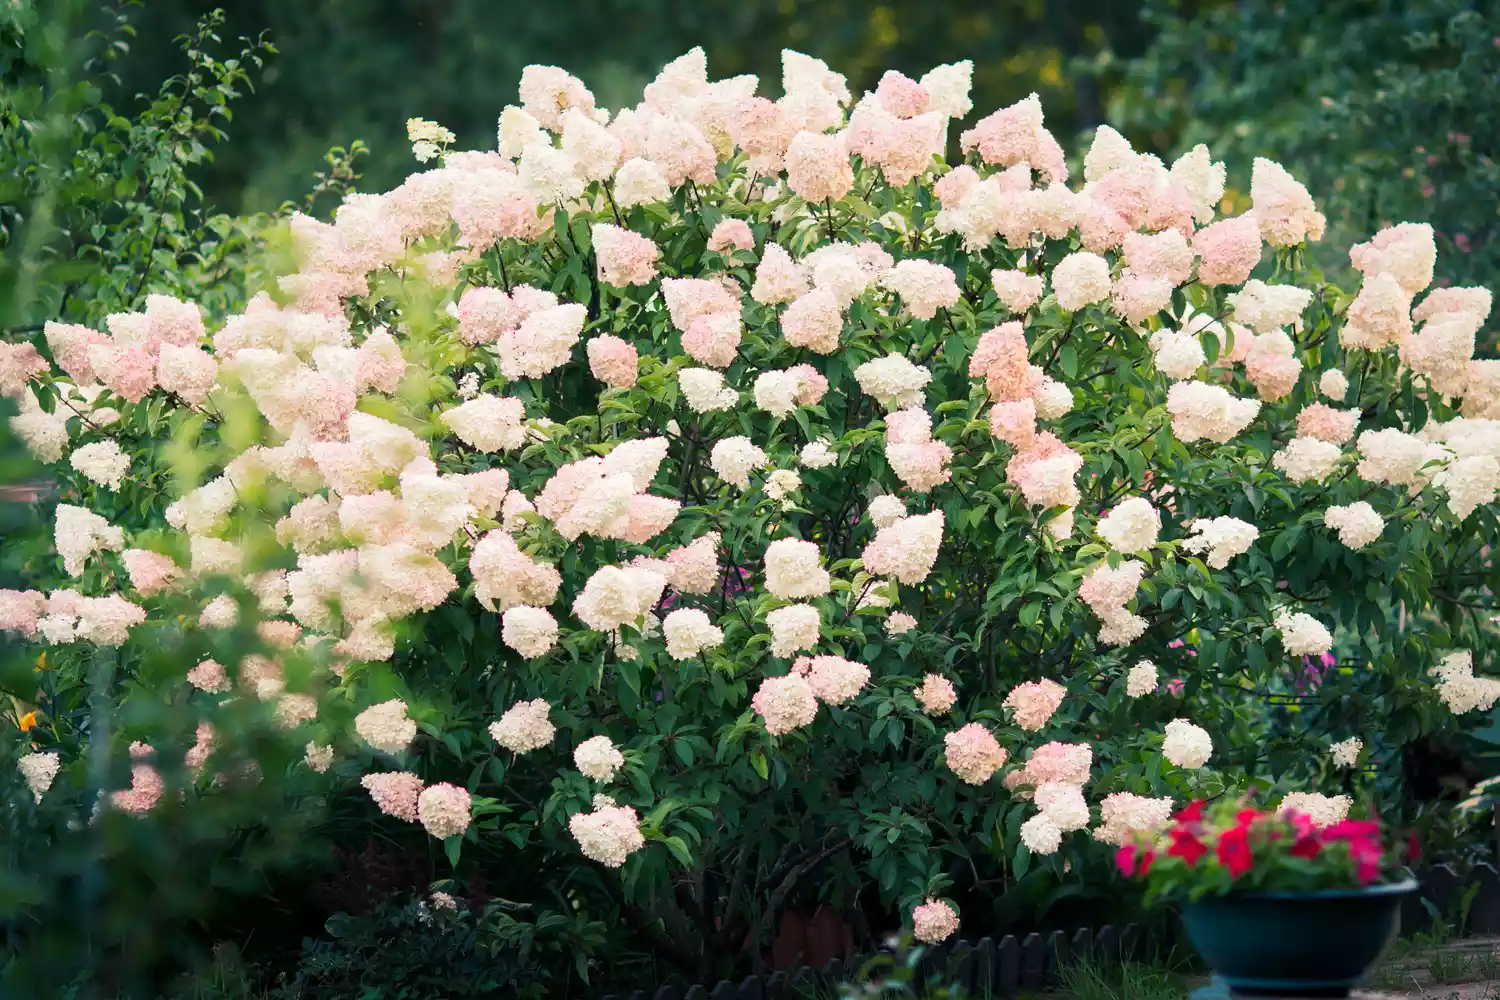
1104, 0, 1500, 290
109, 0, 1156, 212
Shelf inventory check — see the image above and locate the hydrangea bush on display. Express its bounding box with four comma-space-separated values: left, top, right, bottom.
3, 46, 1499, 979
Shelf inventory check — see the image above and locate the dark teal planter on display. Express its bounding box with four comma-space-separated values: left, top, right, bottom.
1180, 878, 1417, 998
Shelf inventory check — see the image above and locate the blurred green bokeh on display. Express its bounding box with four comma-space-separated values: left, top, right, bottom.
108, 0, 1157, 213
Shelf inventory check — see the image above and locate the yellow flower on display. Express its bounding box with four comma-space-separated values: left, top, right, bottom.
18, 711, 37, 732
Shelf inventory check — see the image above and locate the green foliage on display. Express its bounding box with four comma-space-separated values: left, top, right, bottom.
0, 1, 275, 333
265, 897, 603, 1000
833, 934, 976, 999
1056, 956, 1190, 1000
1106, 0, 1500, 290
0, 8, 379, 999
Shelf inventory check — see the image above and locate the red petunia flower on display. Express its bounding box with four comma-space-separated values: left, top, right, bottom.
1175, 800, 1207, 824
1217, 824, 1253, 879
1290, 835, 1321, 859
1116, 843, 1156, 877
1323, 819, 1380, 845
1323, 820, 1384, 884
1169, 826, 1207, 867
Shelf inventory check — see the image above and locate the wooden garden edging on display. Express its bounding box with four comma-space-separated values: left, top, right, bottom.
597, 922, 1151, 1000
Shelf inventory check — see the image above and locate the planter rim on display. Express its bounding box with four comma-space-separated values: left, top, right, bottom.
1188, 875, 1418, 903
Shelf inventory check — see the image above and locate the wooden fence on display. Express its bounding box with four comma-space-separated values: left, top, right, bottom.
599, 922, 1150, 1000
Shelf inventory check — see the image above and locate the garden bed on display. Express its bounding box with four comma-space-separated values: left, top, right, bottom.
597, 924, 1154, 1000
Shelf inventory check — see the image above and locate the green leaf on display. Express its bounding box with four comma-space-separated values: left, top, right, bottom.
663, 836, 693, 867
1059, 342, 1078, 380
1272, 524, 1305, 562
444, 837, 462, 868
643, 798, 681, 830
750, 745, 769, 780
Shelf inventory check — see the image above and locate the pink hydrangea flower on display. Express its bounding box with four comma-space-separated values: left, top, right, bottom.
586, 334, 639, 389
112, 742, 164, 815
707, 219, 755, 254
121, 549, 182, 597
89, 342, 157, 403
1004, 678, 1066, 732
801, 654, 870, 704
915, 674, 957, 715
1021, 742, 1092, 787
912, 899, 959, 943
1296, 403, 1360, 444
361, 771, 424, 822
784, 130, 854, 203
874, 70, 931, 118
781, 288, 843, 354
934, 165, 980, 206
862, 510, 944, 584
1193, 216, 1263, 287
944, 723, 1007, 784
752, 672, 819, 735
592, 223, 661, 287
417, 782, 472, 839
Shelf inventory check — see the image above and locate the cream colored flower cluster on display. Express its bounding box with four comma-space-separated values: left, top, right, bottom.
1431, 651, 1500, 715
1092, 792, 1175, 846
1279, 791, 1352, 829
1162, 719, 1213, 769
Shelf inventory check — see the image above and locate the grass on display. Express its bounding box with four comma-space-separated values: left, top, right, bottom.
1367, 879, 1500, 992
1369, 944, 1500, 994
1054, 956, 1191, 1000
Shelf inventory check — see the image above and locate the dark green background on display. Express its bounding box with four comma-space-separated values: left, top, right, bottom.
110, 0, 1159, 212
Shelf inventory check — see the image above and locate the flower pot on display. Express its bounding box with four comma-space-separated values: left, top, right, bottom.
1179, 878, 1417, 998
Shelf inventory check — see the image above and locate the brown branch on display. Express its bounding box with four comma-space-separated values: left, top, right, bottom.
1434, 590, 1495, 612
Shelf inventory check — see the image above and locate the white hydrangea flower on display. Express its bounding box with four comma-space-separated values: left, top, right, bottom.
1274, 608, 1333, 657
574, 735, 624, 783
69, 440, 130, 490
1319, 369, 1349, 401
709, 436, 768, 488
799, 440, 837, 468
679, 368, 739, 413
764, 468, 802, 502
1162, 719, 1212, 769
1324, 501, 1384, 550
766, 604, 820, 658
1273, 437, 1342, 483
1330, 737, 1363, 770
662, 608, 724, 660
1019, 813, 1062, 855
1181, 517, 1258, 569
1096, 497, 1160, 554
1280, 792, 1352, 829
867, 494, 906, 529
852, 355, 932, 410
1125, 660, 1158, 698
